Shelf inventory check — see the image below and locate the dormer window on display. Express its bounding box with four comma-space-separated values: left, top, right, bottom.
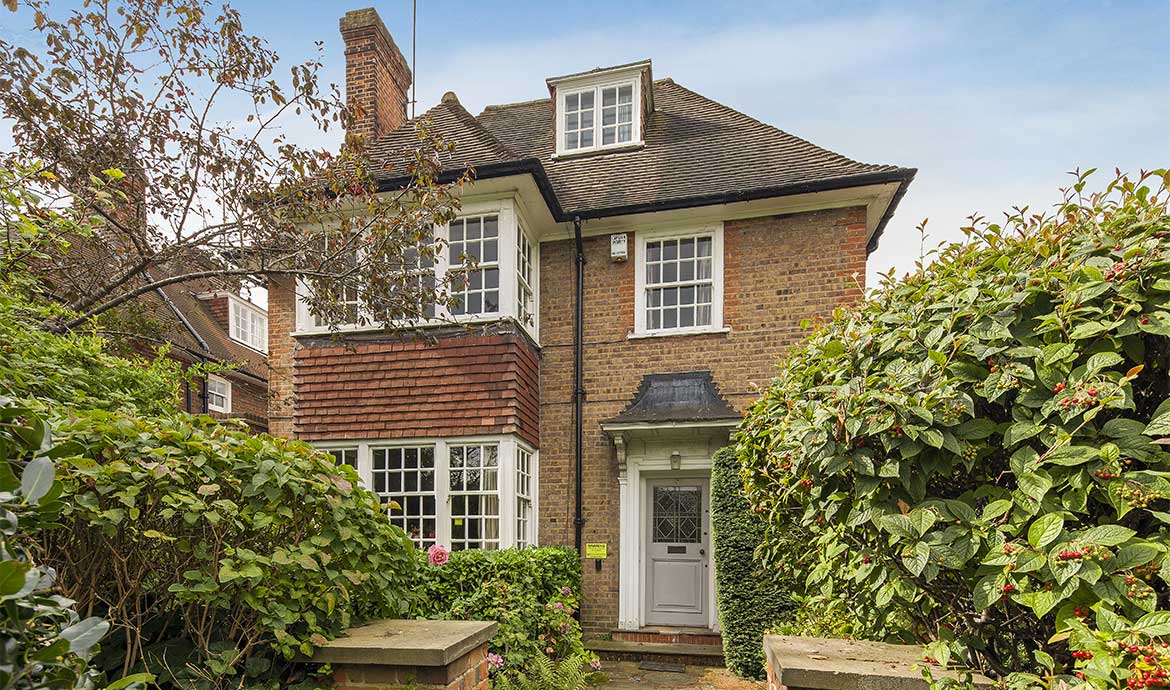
549, 60, 651, 157
228, 295, 268, 352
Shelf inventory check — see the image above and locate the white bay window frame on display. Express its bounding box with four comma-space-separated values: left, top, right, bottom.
313, 435, 538, 550
632, 223, 726, 337
294, 198, 539, 341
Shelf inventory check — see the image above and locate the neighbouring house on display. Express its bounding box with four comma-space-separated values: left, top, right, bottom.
142, 280, 270, 432
266, 7, 914, 635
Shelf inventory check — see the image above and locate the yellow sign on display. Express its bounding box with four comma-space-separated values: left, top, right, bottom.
585, 543, 608, 559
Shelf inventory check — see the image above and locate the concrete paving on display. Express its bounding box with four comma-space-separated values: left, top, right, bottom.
598, 661, 765, 690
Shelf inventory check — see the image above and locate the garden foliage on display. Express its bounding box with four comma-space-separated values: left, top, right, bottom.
710, 447, 794, 679
737, 171, 1170, 687
0, 282, 419, 689
40, 412, 418, 688
412, 546, 587, 673
490, 652, 589, 690
0, 400, 151, 690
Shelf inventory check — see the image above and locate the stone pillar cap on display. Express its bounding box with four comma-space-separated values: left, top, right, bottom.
309, 619, 498, 667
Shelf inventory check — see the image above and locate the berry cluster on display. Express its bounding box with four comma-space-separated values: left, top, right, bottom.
1116, 483, 1159, 509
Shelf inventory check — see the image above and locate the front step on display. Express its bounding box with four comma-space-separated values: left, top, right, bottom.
586, 638, 725, 668
612, 627, 723, 646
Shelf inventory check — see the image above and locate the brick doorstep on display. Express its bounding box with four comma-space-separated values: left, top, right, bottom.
585, 639, 725, 668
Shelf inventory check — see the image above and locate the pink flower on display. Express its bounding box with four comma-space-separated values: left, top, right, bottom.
487, 653, 504, 671
561, 586, 571, 596
427, 544, 450, 566
555, 602, 564, 610
590, 658, 603, 672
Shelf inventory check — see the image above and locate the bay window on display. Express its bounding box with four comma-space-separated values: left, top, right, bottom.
316, 436, 537, 550
295, 199, 538, 339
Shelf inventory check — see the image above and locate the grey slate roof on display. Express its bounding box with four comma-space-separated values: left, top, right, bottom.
367, 78, 915, 249
605, 371, 739, 425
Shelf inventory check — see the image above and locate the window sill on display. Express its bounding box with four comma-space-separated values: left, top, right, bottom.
291, 315, 540, 343
228, 336, 268, 355
627, 326, 731, 340
551, 142, 645, 160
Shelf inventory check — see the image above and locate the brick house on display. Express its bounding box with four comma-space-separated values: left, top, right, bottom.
267, 8, 914, 634
146, 281, 270, 432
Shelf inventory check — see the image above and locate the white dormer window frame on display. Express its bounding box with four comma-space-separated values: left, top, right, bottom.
555, 77, 641, 156
228, 295, 268, 353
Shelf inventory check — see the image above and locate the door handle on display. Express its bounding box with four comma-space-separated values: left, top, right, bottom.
699, 549, 706, 556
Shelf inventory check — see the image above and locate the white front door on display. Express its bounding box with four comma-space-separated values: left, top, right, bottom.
644, 477, 710, 627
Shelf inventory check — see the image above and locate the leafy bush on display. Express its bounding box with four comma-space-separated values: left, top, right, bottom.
411, 547, 589, 674
737, 170, 1170, 686
710, 446, 794, 678
35, 410, 418, 688
0, 400, 149, 690
490, 652, 589, 690
0, 290, 181, 415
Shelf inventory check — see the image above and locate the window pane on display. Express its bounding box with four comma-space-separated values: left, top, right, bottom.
619, 85, 633, 102
581, 90, 594, 108
647, 241, 660, 262
580, 130, 593, 147
602, 87, 616, 107
566, 93, 578, 110
602, 128, 615, 145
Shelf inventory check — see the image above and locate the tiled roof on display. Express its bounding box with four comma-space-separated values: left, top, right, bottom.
151, 285, 268, 381
365, 93, 519, 178
477, 79, 911, 216
365, 78, 915, 247
604, 370, 739, 425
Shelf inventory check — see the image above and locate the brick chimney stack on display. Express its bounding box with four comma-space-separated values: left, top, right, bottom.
339, 8, 412, 141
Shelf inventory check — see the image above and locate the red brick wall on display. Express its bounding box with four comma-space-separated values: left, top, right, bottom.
340, 8, 411, 142
206, 295, 230, 333
291, 329, 539, 446
267, 276, 298, 438
538, 206, 869, 631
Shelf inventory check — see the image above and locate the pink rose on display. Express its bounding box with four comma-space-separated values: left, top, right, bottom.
561, 586, 571, 596
555, 602, 564, 610
427, 544, 450, 566
487, 652, 504, 671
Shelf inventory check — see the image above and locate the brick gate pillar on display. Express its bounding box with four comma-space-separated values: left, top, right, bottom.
310, 620, 498, 690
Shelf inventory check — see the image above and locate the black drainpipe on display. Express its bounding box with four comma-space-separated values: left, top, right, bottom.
572, 216, 586, 554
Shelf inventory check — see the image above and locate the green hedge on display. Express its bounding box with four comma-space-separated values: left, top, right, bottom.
711, 446, 793, 679
411, 547, 586, 672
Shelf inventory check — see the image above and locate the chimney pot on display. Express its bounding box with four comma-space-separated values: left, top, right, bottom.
340, 7, 412, 141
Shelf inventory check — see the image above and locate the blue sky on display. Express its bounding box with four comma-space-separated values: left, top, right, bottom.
3, 1, 1168, 283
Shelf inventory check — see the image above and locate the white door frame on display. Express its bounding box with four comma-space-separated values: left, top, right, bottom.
610, 425, 732, 631
642, 474, 711, 626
